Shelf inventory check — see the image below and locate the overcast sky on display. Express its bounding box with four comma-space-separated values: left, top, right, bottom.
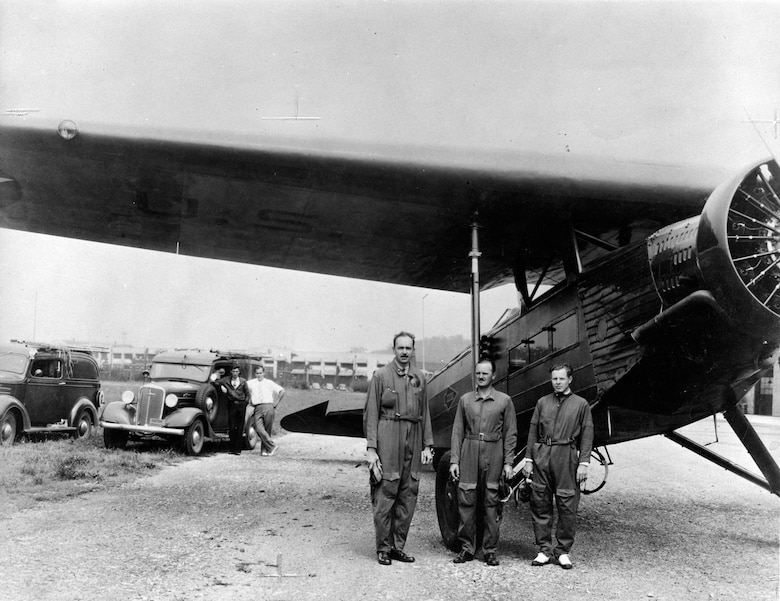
0, 227, 518, 353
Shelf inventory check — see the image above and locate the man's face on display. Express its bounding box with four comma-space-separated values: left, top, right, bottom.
394, 336, 414, 366
231, 367, 241, 378
255, 368, 265, 381
550, 368, 572, 393
475, 361, 494, 388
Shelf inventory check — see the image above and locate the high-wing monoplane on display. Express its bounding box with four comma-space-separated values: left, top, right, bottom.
1, 1, 779, 546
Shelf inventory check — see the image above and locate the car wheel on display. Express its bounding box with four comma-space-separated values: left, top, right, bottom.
0, 410, 18, 446
103, 428, 128, 449
74, 409, 93, 440
195, 384, 219, 423
182, 420, 205, 455
245, 420, 259, 450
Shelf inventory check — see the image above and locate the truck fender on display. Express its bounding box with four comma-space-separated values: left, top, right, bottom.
100, 401, 135, 426
68, 398, 99, 426
0, 394, 31, 431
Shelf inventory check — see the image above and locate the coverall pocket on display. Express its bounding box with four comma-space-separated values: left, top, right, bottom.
556, 488, 576, 498
380, 388, 397, 408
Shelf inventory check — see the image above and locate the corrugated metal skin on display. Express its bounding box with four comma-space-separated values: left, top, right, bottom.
577, 242, 660, 396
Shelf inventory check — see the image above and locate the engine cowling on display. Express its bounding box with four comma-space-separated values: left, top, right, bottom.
648, 158, 780, 337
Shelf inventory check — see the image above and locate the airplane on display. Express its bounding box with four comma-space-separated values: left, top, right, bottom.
0, 1, 779, 548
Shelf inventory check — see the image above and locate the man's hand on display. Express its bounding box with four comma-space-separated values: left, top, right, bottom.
520, 460, 533, 479
421, 446, 434, 465
503, 464, 513, 481
576, 464, 589, 485
449, 463, 459, 481
367, 448, 382, 481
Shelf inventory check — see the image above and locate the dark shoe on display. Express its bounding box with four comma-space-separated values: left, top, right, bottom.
377, 551, 391, 566
484, 552, 499, 566
228, 451, 240, 456
453, 550, 474, 564
389, 549, 415, 563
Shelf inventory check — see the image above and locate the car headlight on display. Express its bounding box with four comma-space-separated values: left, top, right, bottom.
165, 394, 179, 408
121, 390, 135, 404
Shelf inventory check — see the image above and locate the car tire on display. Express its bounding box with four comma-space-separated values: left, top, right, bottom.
0, 410, 18, 446
195, 384, 219, 423
182, 420, 205, 456
74, 409, 93, 440
103, 428, 128, 450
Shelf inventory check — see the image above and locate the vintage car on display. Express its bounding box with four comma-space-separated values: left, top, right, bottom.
0, 341, 103, 445
100, 350, 262, 455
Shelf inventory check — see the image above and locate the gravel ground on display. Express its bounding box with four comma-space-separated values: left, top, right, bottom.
1, 416, 778, 601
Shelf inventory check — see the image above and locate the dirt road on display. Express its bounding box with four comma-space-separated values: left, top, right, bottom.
1, 417, 778, 601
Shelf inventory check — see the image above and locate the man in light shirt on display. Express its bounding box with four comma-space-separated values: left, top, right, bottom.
247, 365, 285, 456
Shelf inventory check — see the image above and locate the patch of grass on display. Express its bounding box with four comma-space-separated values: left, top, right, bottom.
0, 428, 184, 507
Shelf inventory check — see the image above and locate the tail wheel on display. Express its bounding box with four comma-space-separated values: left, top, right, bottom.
182, 420, 205, 455
0, 410, 18, 446
74, 409, 93, 440
434, 450, 461, 551
579, 448, 608, 494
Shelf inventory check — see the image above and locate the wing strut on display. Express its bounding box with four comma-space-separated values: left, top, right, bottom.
664, 407, 780, 496
470, 215, 481, 383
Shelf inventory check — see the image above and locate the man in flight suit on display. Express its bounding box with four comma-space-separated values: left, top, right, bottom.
520, 363, 593, 570
364, 332, 434, 566
449, 359, 517, 566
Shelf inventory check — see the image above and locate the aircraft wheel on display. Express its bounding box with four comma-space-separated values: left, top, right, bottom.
0, 410, 18, 446
74, 409, 93, 440
579, 448, 608, 494
182, 420, 205, 456
196, 384, 219, 423
435, 450, 461, 551
103, 428, 128, 449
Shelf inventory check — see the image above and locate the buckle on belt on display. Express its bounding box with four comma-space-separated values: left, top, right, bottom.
479, 433, 485, 441
394, 413, 401, 421
544, 437, 552, 446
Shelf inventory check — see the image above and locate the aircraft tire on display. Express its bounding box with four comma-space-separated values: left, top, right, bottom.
435, 450, 461, 552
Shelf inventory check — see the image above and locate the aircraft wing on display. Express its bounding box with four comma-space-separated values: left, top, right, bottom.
1, 2, 775, 293
0, 123, 718, 293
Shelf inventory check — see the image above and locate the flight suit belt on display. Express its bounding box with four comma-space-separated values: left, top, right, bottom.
380, 413, 422, 422
541, 437, 575, 446
465, 433, 501, 442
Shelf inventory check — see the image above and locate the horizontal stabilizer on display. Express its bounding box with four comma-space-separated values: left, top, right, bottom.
280, 401, 364, 438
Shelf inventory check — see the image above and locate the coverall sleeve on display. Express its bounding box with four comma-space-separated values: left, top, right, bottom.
449, 397, 465, 465
421, 380, 434, 448
578, 402, 595, 462
524, 401, 541, 460
502, 398, 518, 466
363, 373, 382, 450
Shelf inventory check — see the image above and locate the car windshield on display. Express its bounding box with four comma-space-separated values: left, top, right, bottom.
149, 362, 211, 383
0, 352, 30, 380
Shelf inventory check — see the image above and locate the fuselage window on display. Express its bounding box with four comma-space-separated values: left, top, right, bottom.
551, 313, 578, 352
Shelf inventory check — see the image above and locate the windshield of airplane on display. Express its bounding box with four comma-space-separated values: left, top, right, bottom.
149, 362, 211, 383
0, 352, 30, 380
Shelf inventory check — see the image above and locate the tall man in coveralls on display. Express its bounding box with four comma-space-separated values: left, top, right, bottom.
364, 332, 434, 566
449, 358, 517, 566
520, 363, 593, 570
